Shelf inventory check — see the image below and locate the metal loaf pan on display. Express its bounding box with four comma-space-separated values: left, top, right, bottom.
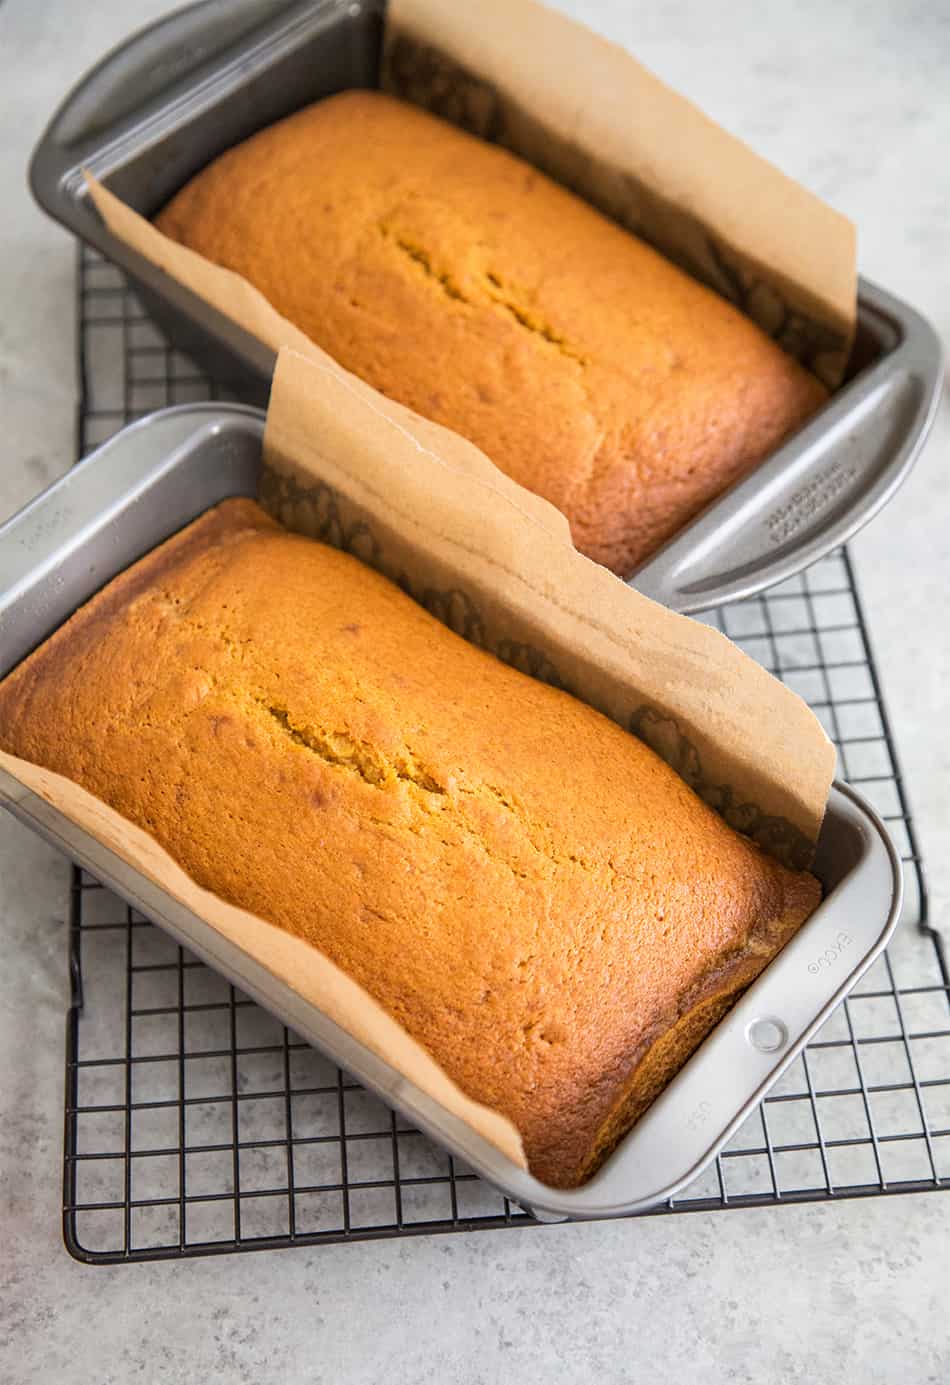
28, 0, 944, 613
0, 404, 903, 1221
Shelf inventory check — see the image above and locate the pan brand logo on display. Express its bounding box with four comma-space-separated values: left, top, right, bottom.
766, 460, 860, 546
807, 929, 854, 975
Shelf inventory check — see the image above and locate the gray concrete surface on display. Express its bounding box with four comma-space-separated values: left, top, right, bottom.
1, 2, 948, 1381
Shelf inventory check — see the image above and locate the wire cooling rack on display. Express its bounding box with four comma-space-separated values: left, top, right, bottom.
63, 247, 950, 1262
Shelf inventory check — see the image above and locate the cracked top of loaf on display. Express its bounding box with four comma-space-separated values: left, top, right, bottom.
154, 90, 826, 576
0, 499, 820, 1186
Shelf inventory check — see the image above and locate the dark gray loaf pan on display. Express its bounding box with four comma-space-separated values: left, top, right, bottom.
0, 403, 903, 1220
28, 0, 944, 612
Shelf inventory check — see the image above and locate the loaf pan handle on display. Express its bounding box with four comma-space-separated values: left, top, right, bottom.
28, 0, 312, 228
632, 277, 944, 614
0, 405, 264, 677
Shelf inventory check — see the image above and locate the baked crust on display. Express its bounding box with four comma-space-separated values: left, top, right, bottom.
0, 499, 821, 1186
155, 91, 826, 576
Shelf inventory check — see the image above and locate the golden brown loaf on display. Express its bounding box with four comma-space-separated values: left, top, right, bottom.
0, 500, 820, 1186
155, 91, 826, 575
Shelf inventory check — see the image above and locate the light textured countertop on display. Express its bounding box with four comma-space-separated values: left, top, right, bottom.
1, 2, 948, 1381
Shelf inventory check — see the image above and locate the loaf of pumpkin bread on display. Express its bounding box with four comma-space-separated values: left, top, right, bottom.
155, 91, 826, 576
0, 500, 821, 1186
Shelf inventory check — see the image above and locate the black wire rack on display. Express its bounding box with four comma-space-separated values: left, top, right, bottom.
63, 246, 950, 1263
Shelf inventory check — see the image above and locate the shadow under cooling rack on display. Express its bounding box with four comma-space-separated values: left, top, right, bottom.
63, 248, 950, 1263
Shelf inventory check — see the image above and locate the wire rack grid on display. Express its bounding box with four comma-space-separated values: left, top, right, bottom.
61, 247, 950, 1262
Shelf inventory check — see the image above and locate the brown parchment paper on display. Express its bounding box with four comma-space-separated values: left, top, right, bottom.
85, 0, 855, 388
0, 341, 835, 1170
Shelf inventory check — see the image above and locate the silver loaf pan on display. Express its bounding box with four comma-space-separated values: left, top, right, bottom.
28, 0, 944, 614
0, 404, 903, 1221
